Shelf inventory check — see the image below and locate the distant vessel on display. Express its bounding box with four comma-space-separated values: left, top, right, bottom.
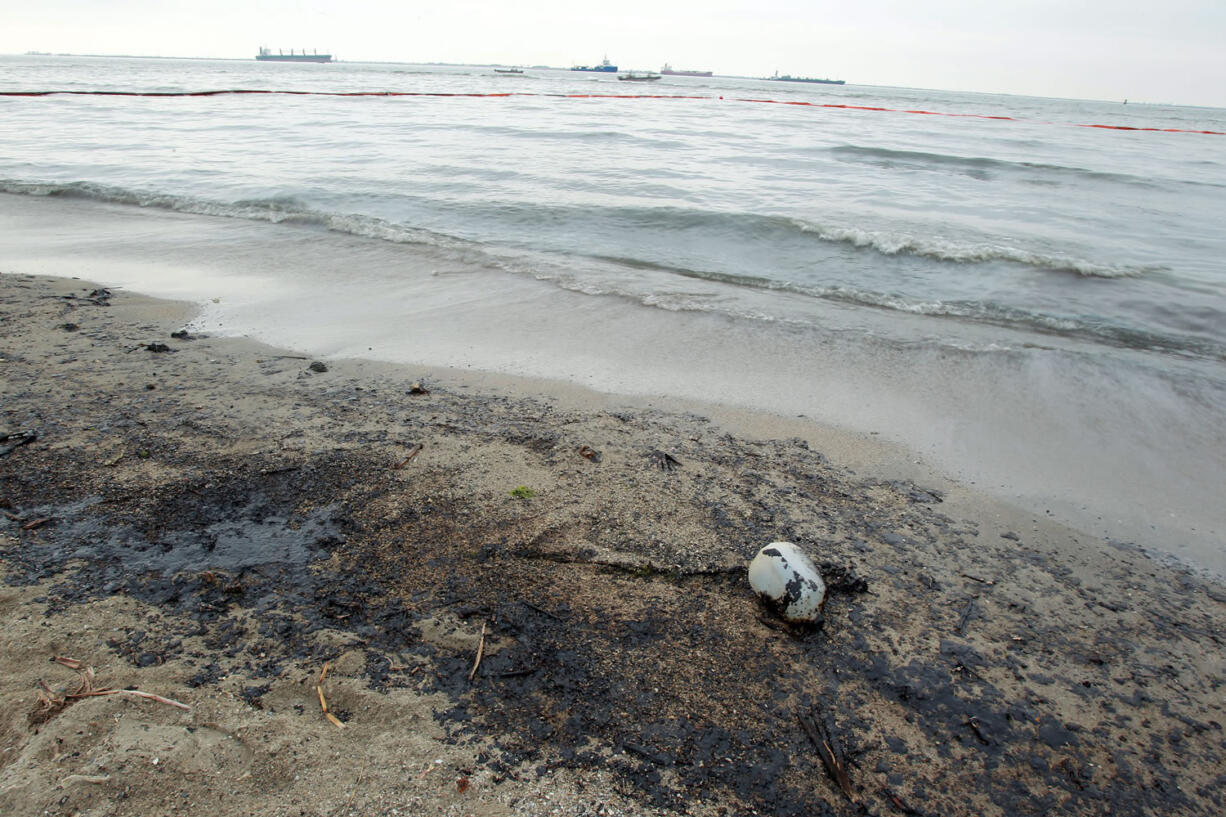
493, 67, 524, 74
256, 47, 332, 63
618, 72, 661, 82
767, 72, 844, 85
660, 64, 712, 77
571, 56, 617, 73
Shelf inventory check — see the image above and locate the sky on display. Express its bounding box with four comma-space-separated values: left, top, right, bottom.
4, 0, 1226, 106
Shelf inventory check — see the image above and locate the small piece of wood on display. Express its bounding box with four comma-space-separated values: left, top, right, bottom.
957, 598, 978, 635
393, 444, 424, 469
68, 688, 191, 711
316, 661, 346, 728
468, 622, 487, 682
796, 706, 859, 804
0, 430, 38, 457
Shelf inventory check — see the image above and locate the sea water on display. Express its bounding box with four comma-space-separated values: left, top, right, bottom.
1, 55, 1223, 575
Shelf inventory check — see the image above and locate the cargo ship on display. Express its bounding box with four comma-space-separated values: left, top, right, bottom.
660, 64, 712, 77
571, 56, 617, 72
767, 72, 844, 85
256, 47, 333, 63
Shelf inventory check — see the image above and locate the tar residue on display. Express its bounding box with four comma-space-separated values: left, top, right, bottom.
2, 439, 1222, 816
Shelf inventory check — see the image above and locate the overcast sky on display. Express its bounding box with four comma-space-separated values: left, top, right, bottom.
5, 1, 1225, 106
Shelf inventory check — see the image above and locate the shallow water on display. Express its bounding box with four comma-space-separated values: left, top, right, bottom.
1, 55, 1223, 575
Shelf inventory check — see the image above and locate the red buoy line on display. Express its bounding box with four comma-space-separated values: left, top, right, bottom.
2, 88, 1221, 136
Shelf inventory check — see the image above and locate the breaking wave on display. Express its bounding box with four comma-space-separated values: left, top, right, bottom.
0, 179, 454, 248
790, 219, 1153, 278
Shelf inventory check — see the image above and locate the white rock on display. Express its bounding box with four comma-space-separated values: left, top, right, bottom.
747, 541, 827, 623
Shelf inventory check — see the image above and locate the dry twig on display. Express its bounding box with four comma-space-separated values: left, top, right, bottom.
33, 656, 190, 721
392, 443, 424, 469
797, 706, 859, 804
317, 661, 346, 728
468, 622, 487, 682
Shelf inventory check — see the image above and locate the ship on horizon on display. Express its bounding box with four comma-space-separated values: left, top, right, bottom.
571, 55, 617, 72
660, 64, 712, 77
256, 47, 333, 63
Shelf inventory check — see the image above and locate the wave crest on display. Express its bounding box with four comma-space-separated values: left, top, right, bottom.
792, 219, 1150, 278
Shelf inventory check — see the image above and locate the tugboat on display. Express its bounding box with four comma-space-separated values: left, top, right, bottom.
255, 47, 333, 63
618, 72, 661, 82
767, 71, 844, 85
571, 55, 618, 72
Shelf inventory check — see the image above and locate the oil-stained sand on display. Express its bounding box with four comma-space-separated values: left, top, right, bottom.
1, 272, 1224, 816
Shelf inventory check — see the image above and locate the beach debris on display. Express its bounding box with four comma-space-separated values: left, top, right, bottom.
392, 443, 424, 469
577, 445, 601, 463
308, 361, 328, 373
170, 329, 195, 340
60, 322, 79, 332
316, 661, 346, 728
965, 715, 992, 745
0, 430, 37, 457
748, 542, 826, 624
957, 598, 979, 635
145, 342, 172, 353
510, 486, 536, 499
649, 449, 681, 471
408, 381, 429, 395
32, 656, 190, 725
74, 288, 111, 305
881, 787, 918, 815
796, 705, 859, 804
468, 621, 487, 682
21, 516, 53, 531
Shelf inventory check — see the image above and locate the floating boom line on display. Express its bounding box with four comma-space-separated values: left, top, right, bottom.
2, 88, 1220, 135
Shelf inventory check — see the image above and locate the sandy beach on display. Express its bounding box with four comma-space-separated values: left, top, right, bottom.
2, 271, 1224, 816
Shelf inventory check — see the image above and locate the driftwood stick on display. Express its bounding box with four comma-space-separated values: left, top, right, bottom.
957, 598, 978, 635
521, 600, 563, 620
796, 706, 859, 804
316, 661, 346, 728
67, 688, 192, 711
468, 622, 487, 682
393, 443, 424, 469
0, 430, 37, 457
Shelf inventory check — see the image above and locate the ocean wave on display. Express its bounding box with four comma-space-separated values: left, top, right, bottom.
512, 251, 1223, 360
5, 178, 1216, 360
791, 219, 1153, 278
829, 144, 1157, 185
4, 179, 1154, 280
0, 178, 454, 247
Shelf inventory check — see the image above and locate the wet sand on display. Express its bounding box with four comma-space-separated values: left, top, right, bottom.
2, 272, 1224, 817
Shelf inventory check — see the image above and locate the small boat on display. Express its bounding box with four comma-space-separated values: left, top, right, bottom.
493, 67, 524, 74
660, 64, 712, 77
618, 72, 661, 82
256, 47, 333, 63
571, 56, 618, 72
767, 71, 844, 85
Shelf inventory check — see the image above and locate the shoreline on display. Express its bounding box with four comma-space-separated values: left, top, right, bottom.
2, 271, 1224, 816
4, 193, 1224, 579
